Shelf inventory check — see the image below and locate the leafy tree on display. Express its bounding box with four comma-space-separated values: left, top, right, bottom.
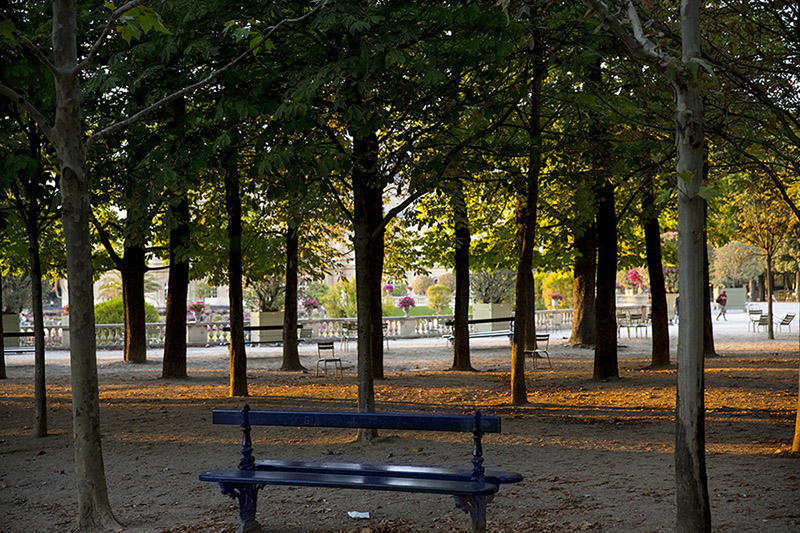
711, 241, 763, 288
582, 0, 712, 528
425, 284, 451, 315
0, 1, 320, 525
732, 186, 793, 339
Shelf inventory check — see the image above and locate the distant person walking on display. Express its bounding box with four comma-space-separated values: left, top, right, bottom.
674, 294, 679, 324
716, 290, 727, 321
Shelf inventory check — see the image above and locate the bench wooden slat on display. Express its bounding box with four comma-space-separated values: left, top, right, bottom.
256, 458, 523, 485
200, 469, 499, 497
211, 408, 501, 433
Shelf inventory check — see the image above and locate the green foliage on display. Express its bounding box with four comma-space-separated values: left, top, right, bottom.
411, 275, 435, 296
194, 282, 218, 300
541, 272, 573, 309
437, 273, 456, 292
2, 274, 31, 313
319, 279, 357, 318
470, 270, 515, 304
711, 241, 763, 287
245, 275, 285, 312
94, 297, 159, 324
426, 284, 451, 314
390, 284, 408, 297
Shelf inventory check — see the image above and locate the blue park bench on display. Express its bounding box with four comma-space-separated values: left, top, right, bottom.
199, 405, 522, 532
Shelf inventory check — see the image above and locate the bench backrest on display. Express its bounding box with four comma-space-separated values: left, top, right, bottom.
213, 407, 500, 434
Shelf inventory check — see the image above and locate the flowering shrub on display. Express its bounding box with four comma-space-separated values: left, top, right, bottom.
398, 296, 416, 312
627, 268, 643, 287
62, 304, 69, 315
300, 294, 321, 316
382, 284, 394, 294
547, 292, 564, 302
188, 301, 205, 314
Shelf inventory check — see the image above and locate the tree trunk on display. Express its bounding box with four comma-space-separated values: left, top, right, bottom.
766, 254, 775, 339
352, 131, 382, 440
281, 222, 305, 371
0, 275, 5, 380
674, 1, 711, 527
225, 156, 248, 397
53, 1, 120, 527
450, 179, 473, 370
702, 216, 717, 357
27, 217, 48, 437
569, 225, 597, 346
643, 183, 670, 368
593, 180, 619, 380
162, 196, 190, 379
793, 351, 800, 452
121, 243, 148, 363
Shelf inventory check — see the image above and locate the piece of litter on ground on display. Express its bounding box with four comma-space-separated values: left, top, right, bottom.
348, 511, 370, 519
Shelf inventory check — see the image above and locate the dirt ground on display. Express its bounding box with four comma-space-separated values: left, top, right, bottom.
1, 319, 798, 532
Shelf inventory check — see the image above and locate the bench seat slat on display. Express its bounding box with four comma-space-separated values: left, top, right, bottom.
256, 459, 523, 485
212, 409, 501, 433
200, 469, 499, 497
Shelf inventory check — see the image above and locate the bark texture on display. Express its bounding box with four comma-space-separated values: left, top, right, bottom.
352, 131, 382, 440
569, 226, 597, 346
281, 223, 305, 371
225, 157, 248, 397
450, 179, 473, 370
643, 184, 670, 367
54, 1, 120, 527
162, 197, 190, 379
674, 2, 711, 528
593, 180, 619, 380
121, 244, 148, 363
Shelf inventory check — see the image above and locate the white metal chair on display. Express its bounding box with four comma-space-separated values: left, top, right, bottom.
747, 309, 763, 332
316, 341, 342, 377
776, 313, 796, 332
528, 333, 552, 370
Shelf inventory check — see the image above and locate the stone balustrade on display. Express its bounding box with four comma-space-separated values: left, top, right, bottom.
8, 309, 574, 350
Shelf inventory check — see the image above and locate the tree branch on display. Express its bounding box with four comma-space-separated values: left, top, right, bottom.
581, 0, 669, 68
0, 84, 58, 147
85, 3, 323, 152
76, 0, 149, 73
5, 23, 58, 76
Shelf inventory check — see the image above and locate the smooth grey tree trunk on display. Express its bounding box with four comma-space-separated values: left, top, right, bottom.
674, 2, 711, 529
53, 1, 120, 527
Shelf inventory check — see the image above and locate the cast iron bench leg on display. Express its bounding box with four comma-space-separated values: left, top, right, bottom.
455, 494, 488, 533
220, 482, 262, 533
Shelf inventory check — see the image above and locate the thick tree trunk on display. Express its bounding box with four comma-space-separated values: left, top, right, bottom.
281, 223, 305, 371
162, 196, 190, 379
450, 179, 473, 370
53, 1, 119, 527
593, 180, 619, 380
352, 131, 382, 441
643, 184, 670, 368
674, 2, 711, 526
794, 353, 800, 452
27, 220, 48, 437
702, 219, 717, 357
766, 255, 775, 339
569, 226, 597, 346
121, 244, 148, 363
0, 275, 5, 380
225, 157, 248, 397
